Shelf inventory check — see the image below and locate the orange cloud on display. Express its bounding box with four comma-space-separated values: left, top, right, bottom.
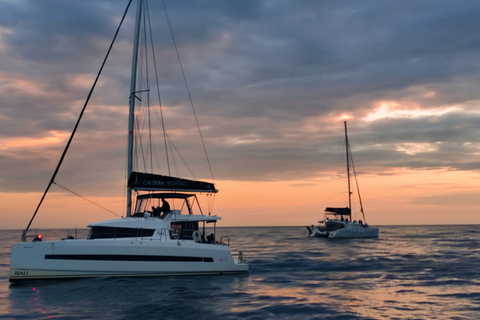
0, 71, 51, 96
0, 131, 69, 151
66, 73, 95, 89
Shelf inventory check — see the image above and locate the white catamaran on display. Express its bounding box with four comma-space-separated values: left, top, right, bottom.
306, 121, 379, 239
9, 0, 248, 282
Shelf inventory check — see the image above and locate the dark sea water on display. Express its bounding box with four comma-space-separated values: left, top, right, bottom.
0, 225, 479, 319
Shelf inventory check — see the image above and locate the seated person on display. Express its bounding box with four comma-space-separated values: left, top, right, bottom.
206, 233, 215, 244
151, 206, 162, 217
159, 198, 171, 217
151, 199, 171, 217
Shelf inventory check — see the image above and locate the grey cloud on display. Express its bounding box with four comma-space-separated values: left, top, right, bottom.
2, 0, 480, 195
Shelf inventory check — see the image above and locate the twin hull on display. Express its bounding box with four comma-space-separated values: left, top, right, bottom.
9, 238, 248, 281
308, 224, 379, 238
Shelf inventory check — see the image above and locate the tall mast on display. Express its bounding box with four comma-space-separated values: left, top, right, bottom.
127, 0, 143, 217
344, 121, 352, 210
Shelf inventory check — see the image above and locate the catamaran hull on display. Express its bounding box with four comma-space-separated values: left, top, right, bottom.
306, 226, 329, 238
306, 225, 379, 239
328, 226, 379, 238
9, 239, 248, 282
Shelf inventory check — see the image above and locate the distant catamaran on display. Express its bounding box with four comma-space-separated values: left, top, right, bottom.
9, 0, 248, 282
306, 121, 379, 238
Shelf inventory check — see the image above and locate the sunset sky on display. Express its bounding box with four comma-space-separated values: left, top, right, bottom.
2, 0, 480, 229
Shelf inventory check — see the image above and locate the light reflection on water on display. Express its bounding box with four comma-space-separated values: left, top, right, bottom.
1, 225, 479, 319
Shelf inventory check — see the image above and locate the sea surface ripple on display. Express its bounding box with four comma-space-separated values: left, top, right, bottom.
0, 225, 479, 319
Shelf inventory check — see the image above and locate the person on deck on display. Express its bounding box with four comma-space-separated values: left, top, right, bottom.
151, 206, 161, 217
159, 198, 171, 217
206, 233, 215, 244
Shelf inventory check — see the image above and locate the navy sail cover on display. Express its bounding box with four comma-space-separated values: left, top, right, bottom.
128, 172, 217, 193
325, 207, 351, 215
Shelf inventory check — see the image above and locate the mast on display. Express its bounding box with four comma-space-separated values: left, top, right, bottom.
345, 121, 352, 211
127, 0, 143, 217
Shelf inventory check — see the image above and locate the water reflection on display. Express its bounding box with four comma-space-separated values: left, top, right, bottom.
3, 226, 480, 319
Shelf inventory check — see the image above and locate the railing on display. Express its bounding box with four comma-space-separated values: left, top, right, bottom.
21, 229, 42, 242
21, 227, 203, 242
219, 236, 230, 247
62, 228, 78, 240
237, 251, 247, 264
157, 228, 169, 241
181, 228, 195, 240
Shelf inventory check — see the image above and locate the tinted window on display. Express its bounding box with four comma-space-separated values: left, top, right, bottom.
88, 227, 155, 239
170, 222, 198, 240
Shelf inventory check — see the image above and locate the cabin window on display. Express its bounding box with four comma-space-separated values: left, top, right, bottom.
88, 227, 155, 239
170, 222, 198, 240
325, 221, 345, 229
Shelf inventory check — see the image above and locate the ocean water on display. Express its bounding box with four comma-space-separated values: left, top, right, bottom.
0, 225, 479, 319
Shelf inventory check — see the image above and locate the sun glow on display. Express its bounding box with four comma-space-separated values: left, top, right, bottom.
364, 101, 460, 122
337, 113, 352, 121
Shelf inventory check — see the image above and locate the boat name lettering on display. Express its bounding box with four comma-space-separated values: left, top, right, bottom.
142, 180, 188, 187
15, 270, 29, 276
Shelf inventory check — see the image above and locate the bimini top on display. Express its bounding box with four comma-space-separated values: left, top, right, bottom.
137, 193, 197, 200
133, 192, 220, 222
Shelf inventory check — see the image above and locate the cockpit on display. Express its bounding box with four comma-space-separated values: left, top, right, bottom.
133, 193, 201, 218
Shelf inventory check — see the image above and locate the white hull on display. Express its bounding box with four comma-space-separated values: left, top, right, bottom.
307, 222, 379, 239
306, 227, 329, 238
9, 238, 248, 281
328, 225, 379, 238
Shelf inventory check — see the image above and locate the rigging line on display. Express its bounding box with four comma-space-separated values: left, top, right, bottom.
53, 182, 123, 218
349, 146, 367, 224
161, 0, 215, 182
146, 0, 170, 176
166, 133, 197, 179
138, 93, 160, 173
123, 134, 129, 219
207, 193, 216, 216
23, 0, 133, 238
327, 137, 345, 207
135, 113, 148, 172
169, 138, 181, 178
148, 125, 163, 175
339, 137, 348, 202
140, 2, 154, 172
